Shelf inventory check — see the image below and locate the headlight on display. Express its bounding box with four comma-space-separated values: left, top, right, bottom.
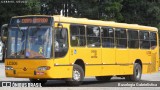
37, 66, 50, 71
5, 66, 13, 70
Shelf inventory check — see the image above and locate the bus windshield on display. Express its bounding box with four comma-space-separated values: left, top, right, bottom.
7, 26, 52, 59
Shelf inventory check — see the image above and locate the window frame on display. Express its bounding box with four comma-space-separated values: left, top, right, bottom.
150, 31, 157, 50
139, 31, 150, 49
70, 24, 86, 47
54, 28, 69, 58
115, 28, 127, 48
101, 26, 114, 48
128, 29, 139, 49
86, 25, 101, 47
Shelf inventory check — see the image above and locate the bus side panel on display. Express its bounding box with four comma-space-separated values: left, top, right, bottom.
53, 56, 73, 78
85, 65, 102, 76
142, 65, 150, 74
85, 48, 102, 76
101, 48, 116, 64
116, 49, 129, 64
128, 49, 140, 64
128, 49, 141, 74
101, 65, 133, 76
145, 47, 159, 73
70, 47, 102, 76
128, 49, 152, 74
51, 66, 72, 78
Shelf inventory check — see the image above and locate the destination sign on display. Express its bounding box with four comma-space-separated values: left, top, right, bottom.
21, 18, 48, 23
10, 17, 53, 25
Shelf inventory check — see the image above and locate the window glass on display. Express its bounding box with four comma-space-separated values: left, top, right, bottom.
150, 32, 157, 49
7, 26, 53, 58
101, 27, 114, 47
87, 26, 100, 47
70, 25, 86, 46
128, 30, 139, 48
27, 27, 52, 58
139, 31, 150, 49
54, 28, 68, 58
115, 28, 127, 48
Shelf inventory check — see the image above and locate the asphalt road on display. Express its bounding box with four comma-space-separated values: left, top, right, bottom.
0, 62, 160, 90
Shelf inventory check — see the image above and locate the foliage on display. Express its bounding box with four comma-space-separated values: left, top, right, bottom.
0, 0, 40, 27
121, 0, 160, 27
0, 0, 160, 30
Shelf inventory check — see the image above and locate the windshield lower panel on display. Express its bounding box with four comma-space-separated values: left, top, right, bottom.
7, 26, 52, 59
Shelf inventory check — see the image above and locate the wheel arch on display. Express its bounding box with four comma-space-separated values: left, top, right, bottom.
134, 59, 142, 70
74, 59, 85, 76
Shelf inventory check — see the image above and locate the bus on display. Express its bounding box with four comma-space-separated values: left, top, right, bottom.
4, 15, 159, 86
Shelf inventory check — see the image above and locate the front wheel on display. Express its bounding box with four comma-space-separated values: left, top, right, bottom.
66, 64, 84, 86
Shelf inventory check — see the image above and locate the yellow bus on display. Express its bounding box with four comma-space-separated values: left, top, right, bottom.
4, 15, 159, 86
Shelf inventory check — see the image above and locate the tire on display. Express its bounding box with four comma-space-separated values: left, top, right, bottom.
29, 79, 47, 85
125, 63, 142, 82
96, 76, 112, 81
66, 64, 84, 86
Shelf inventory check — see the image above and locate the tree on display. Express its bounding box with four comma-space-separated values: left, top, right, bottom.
0, 0, 40, 27
121, 0, 160, 28
0, 0, 160, 31
101, 0, 123, 21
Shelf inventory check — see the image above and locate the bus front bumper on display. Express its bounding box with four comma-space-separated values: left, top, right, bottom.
5, 59, 72, 79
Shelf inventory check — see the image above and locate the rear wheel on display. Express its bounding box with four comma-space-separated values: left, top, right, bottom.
29, 79, 47, 85
66, 64, 84, 86
96, 76, 112, 81
125, 63, 142, 82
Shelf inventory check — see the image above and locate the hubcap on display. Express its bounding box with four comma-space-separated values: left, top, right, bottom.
135, 67, 140, 78
73, 69, 81, 81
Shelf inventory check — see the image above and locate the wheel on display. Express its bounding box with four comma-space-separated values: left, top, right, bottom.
125, 63, 142, 82
96, 76, 112, 81
29, 79, 47, 85
131, 63, 142, 81
66, 64, 84, 86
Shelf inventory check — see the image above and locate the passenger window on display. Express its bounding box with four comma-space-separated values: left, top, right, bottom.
139, 31, 150, 49
150, 32, 157, 49
54, 28, 68, 58
70, 25, 86, 46
87, 26, 100, 47
115, 28, 127, 48
101, 27, 114, 48
128, 30, 139, 48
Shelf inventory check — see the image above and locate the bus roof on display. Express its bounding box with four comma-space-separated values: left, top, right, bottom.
53, 15, 158, 31
12, 15, 158, 31
12, 15, 52, 18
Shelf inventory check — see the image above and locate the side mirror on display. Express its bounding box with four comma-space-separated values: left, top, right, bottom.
1, 24, 8, 43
